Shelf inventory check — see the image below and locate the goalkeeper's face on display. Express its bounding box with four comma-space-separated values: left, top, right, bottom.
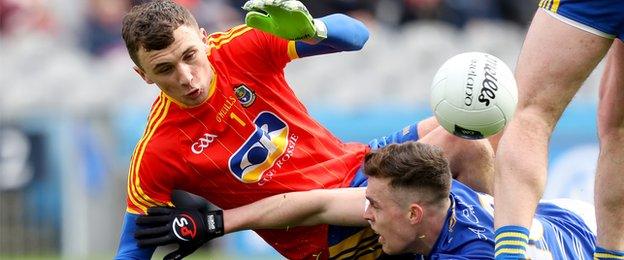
134, 25, 213, 107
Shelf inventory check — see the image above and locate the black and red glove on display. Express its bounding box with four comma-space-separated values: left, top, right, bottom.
135, 190, 224, 260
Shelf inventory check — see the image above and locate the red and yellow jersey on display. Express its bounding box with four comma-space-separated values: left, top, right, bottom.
125, 25, 369, 259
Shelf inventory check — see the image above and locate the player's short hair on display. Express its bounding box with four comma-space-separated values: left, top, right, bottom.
122, 0, 199, 67
364, 142, 451, 205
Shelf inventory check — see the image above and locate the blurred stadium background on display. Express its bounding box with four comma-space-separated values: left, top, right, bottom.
0, 0, 606, 258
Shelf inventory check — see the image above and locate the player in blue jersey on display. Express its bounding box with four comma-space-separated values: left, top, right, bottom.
493, 1, 624, 258
222, 141, 598, 259
141, 137, 598, 258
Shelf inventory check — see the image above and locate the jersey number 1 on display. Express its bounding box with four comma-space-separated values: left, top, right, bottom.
230, 112, 246, 126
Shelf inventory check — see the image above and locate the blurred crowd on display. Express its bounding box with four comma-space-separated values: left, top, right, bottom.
1, 0, 537, 57
1, 0, 563, 122
3, 0, 606, 121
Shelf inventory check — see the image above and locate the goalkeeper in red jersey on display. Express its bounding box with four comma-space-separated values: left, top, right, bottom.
115, 0, 493, 259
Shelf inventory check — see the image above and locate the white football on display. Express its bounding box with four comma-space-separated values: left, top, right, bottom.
430, 52, 518, 139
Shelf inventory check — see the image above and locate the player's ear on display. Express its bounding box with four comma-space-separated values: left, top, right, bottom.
200, 28, 208, 44
134, 66, 154, 84
408, 204, 423, 225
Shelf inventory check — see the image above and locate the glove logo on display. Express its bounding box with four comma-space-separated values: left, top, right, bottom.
229, 111, 288, 183
172, 213, 197, 241
234, 84, 256, 108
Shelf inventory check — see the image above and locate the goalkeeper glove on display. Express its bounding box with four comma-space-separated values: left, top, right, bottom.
135, 190, 224, 260
242, 0, 328, 44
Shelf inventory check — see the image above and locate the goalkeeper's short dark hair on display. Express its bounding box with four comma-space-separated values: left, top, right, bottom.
364, 142, 451, 206
122, 0, 199, 68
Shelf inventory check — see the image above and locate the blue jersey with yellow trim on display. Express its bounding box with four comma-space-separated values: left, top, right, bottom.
420, 180, 596, 259
424, 180, 495, 259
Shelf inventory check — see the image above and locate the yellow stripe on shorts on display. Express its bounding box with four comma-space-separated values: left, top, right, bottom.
538, 0, 560, 12
328, 228, 383, 260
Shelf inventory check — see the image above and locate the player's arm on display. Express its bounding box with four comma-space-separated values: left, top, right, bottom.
292, 14, 368, 58
115, 147, 178, 259
133, 188, 367, 256
115, 212, 156, 259
133, 191, 225, 260
225, 187, 368, 233
418, 115, 500, 152
116, 199, 174, 259
115, 176, 168, 259
242, 0, 369, 58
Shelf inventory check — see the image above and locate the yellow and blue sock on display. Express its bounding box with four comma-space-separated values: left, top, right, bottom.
495, 225, 529, 260
594, 246, 624, 259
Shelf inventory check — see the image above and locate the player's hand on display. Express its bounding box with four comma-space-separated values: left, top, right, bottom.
242, 0, 327, 43
134, 190, 224, 260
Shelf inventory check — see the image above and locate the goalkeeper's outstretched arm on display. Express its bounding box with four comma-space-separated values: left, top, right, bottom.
224, 188, 368, 233
242, 0, 369, 58
293, 14, 369, 58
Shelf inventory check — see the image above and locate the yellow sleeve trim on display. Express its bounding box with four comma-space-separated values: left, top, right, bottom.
287, 41, 299, 60
126, 207, 141, 215
127, 96, 171, 213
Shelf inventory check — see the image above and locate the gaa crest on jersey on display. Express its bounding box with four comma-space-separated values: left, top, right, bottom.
229, 111, 288, 183
234, 84, 256, 108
